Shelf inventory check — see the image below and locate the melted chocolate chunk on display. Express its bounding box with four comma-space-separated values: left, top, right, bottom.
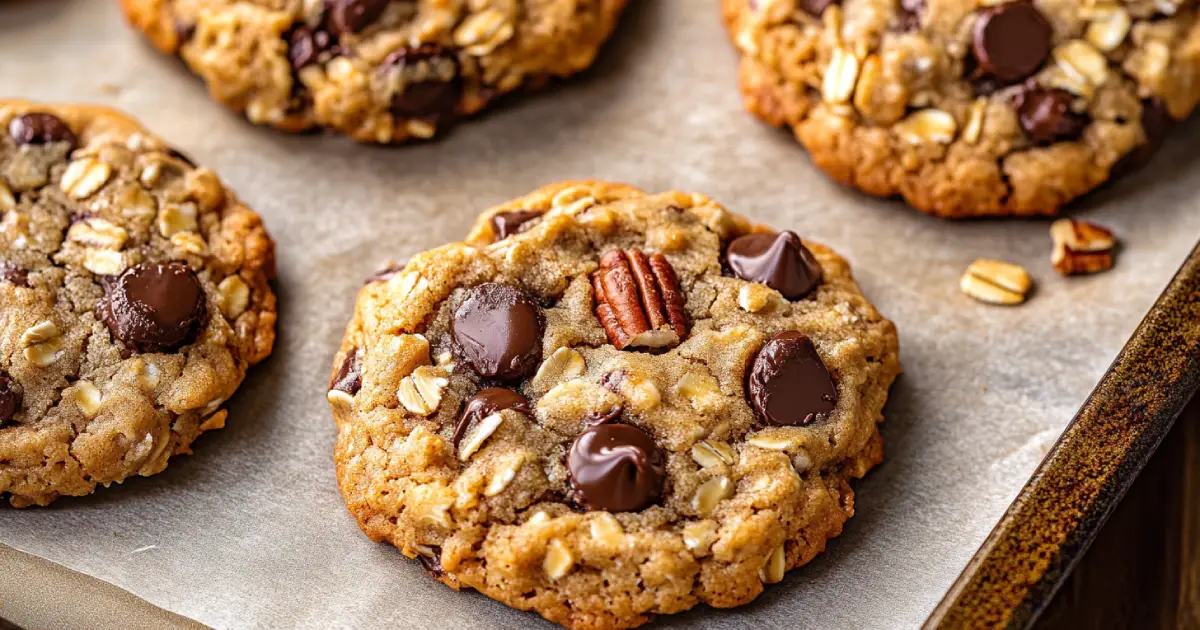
1016, 87, 1088, 145
1112, 99, 1173, 178
568, 423, 666, 512
325, 0, 389, 35
454, 388, 530, 447
330, 348, 363, 394
727, 231, 823, 300
747, 331, 838, 427
97, 262, 207, 353
0, 261, 29, 287
490, 210, 543, 240
896, 0, 925, 31
365, 261, 405, 284
970, 2, 1052, 84
416, 548, 444, 578
451, 283, 544, 382
0, 373, 21, 427
9, 113, 77, 148
287, 25, 340, 70
382, 45, 462, 121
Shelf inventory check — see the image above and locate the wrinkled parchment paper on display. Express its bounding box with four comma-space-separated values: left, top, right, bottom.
2, 1, 1199, 627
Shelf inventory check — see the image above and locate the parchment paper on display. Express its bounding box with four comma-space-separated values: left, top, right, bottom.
1, 0, 1199, 628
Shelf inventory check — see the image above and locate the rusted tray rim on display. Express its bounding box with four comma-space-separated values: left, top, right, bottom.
925, 240, 1200, 628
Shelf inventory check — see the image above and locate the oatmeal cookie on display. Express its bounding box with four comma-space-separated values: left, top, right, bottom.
0, 101, 277, 507
723, 0, 1200, 218
118, 0, 627, 143
330, 181, 900, 628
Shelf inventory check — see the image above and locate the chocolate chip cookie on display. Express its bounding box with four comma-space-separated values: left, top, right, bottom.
118, 0, 627, 143
330, 181, 900, 628
723, 0, 1200, 218
0, 101, 277, 507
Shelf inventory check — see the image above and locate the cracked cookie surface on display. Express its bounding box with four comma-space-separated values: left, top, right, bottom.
118, 0, 627, 143
723, 0, 1200, 218
0, 101, 277, 507
330, 181, 900, 628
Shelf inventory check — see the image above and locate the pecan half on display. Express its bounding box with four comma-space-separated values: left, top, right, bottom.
592, 249, 688, 350
1050, 218, 1115, 276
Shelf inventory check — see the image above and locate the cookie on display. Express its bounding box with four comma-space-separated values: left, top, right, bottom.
0, 101, 277, 507
330, 181, 900, 628
118, 0, 627, 143
723, 0, 1200, 218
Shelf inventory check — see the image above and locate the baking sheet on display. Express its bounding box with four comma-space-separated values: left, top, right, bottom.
1, 0, 1199, 628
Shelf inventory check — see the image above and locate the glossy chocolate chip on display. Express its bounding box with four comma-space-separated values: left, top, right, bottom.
0, 373, 20, 427
287, 25, 339, 70
364, 261, 404, 284
971, 2, 1052, 84
727, 231, 823, 300
98, 262, 207, 353
490, 210, 542, 240
747, 331, 837, 427
568, 423, 666, 512
798, 0, 837, 17
326, 0, 389, 35
454, 388, 530, 447
9, 113, 77, 148
416, 548, 444, 578
382, 45, 462, 121
1112, 99, 1173, 178
331, 348, 363, 394
1017, 87, 1088, 145
0, 261, 29, 287
451, 283, 544, 382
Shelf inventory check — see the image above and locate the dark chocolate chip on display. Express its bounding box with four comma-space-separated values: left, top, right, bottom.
97, 262, 207, 354
584, 405, 623, 427
896, 0, 925, 31
567, 423, 666, 512
416, 548, 444, 578
175, 20, 196, 45
798, 0, 837, 17
8, 113, 77, 148
1112, 99, 1173, 178
365, 261, 405, 284
287, 25, 339, 70
490, 210, 543, 240
325, 0, 389, 35
0, 373, 21, 427
331, 348, 363, 394
382, 45, 462, 121
747, 331, 837, 427
0, 261, 29, 287
454, 388, 530, 447
166, 147, 197, 168
1016, 87, 1088, 145
970, 2, 1052, 84
451, 283, 544, 382
727, 231, 823, 300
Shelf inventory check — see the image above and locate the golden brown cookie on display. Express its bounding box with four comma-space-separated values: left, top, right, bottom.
0, 101, 277, 507
329, 181, 900, 628
118, 0, 628, 143
723, 0, 1200, 218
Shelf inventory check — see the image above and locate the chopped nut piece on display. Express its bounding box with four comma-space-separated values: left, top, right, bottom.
1086, 6, 1132, 51
217, 276, 250, 319
199, 410, 228, 432
589, 513, 624, 547
157, 203, 199, 237
543, 538, 575, 580
23, 335, 64, 367
737, 283, 782, 313
1050, 218, 1116, 275
83, 249, 125, 276
960, 259, 1032, 306
21, 321, 59, 346
67, 218, 128, 250
674, 370, 723, 412
0, 181, 14, 211
1054, 40, 1109, 87
682, 520, 719, 555
70, 381, 103, 418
